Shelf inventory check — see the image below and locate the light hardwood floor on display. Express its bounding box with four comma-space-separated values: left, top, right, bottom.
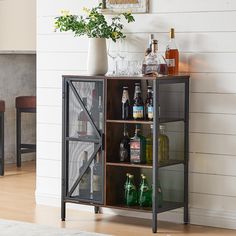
0, 161, 236, 236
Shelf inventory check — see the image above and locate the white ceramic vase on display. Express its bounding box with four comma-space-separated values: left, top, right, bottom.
87, 38, 108, 76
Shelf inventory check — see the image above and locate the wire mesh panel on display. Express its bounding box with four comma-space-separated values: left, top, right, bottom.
64, 78, 104, 204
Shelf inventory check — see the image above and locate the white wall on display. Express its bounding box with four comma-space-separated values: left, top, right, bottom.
36, 0, 236, 229
0, 0, 36, 51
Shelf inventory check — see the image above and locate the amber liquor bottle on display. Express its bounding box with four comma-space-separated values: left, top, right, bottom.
165, 28, 179, 75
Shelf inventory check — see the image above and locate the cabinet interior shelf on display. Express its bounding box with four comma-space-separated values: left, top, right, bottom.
106, 118, 185, 125
106, 160, 184, 169
105, 201, 184, 213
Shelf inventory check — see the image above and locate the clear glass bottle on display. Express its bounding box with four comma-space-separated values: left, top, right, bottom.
98, 95, 103, 132
133, 83, 144, 120
78, 97, 88, 136
158, 125, 169, 164
165, 28, 179, 75
146, 125, 153, 165
119, 124, 130, 162
92, 152, 102, 201
79, 151, 91, 198
121, 86, 131, 120
138, 175, 152, 207
130, 125, 146, 164
145, 86, 153, 120
143, 39, 168, 76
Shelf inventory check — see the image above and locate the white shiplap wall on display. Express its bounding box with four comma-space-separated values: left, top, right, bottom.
36, 0, 236, 229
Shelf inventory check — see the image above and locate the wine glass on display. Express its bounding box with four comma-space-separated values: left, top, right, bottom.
107, 39, 118, 75
117, 39, 128, 75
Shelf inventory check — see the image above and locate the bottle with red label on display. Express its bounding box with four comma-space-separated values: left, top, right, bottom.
130, 124, 146, 164
165, 28, 179, 75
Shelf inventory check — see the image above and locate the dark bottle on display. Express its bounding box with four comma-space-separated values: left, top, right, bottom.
133, 83, 144, 120
130, 125, 146, 164
145, 86, 153, 120
119, 124, 130, 162
138, 175, 152, 207
92, 152, 102, 201
121, 86, 130, 120
79, 151, 91, 198
150, 179, 163, 208
78, 97, 88, 136
126, 174, 137, 206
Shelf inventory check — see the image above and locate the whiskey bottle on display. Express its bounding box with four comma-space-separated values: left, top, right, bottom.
130, 125, 146, 164
165, 28, 179, 75
119, 124, 130, 162
158, 125, 169, 164
126, 174, 137, 206
121, 86, 130, 120
138, 175, 152, 207
78, 97, 88, 136
144, 39, 168, 76
146, 125, 153, 165
79, 151, 91, 198
133, 83, 144, 120
92, 152, 102, 200
145, 86, 153, 120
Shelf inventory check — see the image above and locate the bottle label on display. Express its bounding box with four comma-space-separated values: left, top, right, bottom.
130, 141, 141, 163
147, 106, 153, 119
133, 106, 144, 119
166, 59, 175, 67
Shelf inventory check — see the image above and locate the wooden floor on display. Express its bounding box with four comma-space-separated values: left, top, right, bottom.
0, 161, 236, 236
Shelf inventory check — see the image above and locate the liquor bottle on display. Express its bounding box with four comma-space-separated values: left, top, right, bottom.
133, 83, 144, 120
143, 39, 168, 76
124, 173, 130, 203
98, 95, 103, 132
146, 125, 153, 165
121, 86, 130, 120
145, 86, 153, 120
130, 125, 146, 164
138, 175, 152, 207
78, 97, 88, 136
126, 174, 137, 206
119, 124, 130, 162
145, 34, 154, 56
92, 152, 102, 200
142, 34, 154, 74
158, 125, 169, 164
165, 28, 179, 75
79, 151, 91, 198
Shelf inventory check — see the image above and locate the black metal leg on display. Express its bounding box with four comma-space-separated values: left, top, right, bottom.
0, 112, 4, 176
94, 206, 100, 214
16, 109, 21, 167
61, 200, 66, 221
184, 80, 189, 224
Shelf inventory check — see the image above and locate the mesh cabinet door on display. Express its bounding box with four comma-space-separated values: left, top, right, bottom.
63, 79, 104, 204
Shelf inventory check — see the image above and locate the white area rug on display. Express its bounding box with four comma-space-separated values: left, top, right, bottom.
0, 219, 110, 236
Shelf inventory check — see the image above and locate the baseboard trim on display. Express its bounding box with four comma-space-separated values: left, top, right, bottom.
35, 193, 236, 230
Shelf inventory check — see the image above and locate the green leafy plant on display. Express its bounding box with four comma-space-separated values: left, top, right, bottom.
54, 3, 135, 42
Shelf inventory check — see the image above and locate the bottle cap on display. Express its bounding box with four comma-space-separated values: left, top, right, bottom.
135, 83, 140, 86
152, 39, 158, 44
123, 86, 128, 89
170, 28, 175, 39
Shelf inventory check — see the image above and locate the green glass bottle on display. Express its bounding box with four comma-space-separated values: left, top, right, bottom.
130, 125, 146, 164
124, 173, 130, 203
158, 125, 169, 164
157, 179, 163, 208
138, 175, 152, 207
126, 175, 137, 206
146, 125, 153, 165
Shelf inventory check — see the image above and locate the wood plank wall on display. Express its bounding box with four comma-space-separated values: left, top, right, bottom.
36, 0, 236, 229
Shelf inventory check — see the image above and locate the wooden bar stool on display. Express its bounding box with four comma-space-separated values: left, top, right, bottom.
15, 96, 36, 167
0, 100, 5, 175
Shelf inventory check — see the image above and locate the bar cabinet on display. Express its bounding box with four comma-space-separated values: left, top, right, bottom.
61, 75, 189, 233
